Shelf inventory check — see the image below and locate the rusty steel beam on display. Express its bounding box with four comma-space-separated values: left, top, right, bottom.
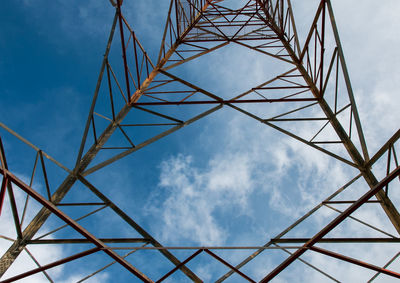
367, 129, 400, 168
23, 247, 54, 283
0, 248, 100, 283
216, 173, 363, 282
260, 165, 400, 282
325, 0, 369, 162
116, 0, 132, 101
227, 103, 357, 167
74, 12, 119, 168
253, 0, 400, 235
133, 97, 317, 106
0, 167, 152, 282
156, 250, 203, 283
27, 238, 150, 245
0, 175, 6, 216
157, 248, 257, 282
310, 246, 400, 280
75, 174, 201, 281
0, 9, 118, 273
271, 238, 400, 244
368, 252, 400, 282
274, 243, 340, 282
0, 122, 71, 173
0, 2, 217, 280
82, 104, 222, 176
204, 249, 256, 283
1, 1, 399, 281
0, 139, 23, 239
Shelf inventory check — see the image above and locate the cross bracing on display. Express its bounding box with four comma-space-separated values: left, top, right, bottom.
1, 0, 399, 282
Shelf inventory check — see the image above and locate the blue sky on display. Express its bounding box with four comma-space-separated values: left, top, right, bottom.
1, 0, 400, 282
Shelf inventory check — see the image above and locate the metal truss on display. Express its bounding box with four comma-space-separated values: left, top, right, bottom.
1, 0, 399, 282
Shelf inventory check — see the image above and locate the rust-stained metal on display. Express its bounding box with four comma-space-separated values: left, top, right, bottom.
117, 0, 132, 101
260, 165, 400, 282
204, 249, 256, 283
368, 252, 400, 282
0, 248, 101, 283
272, 238, 400, 243
0, 139, 23, 240
0, 147, 153, 282
1, 0, 399, 281
310, 246, 400, 279
0, 173, 6, 217
156, 250, 203, 283
0, 1, 215, 279
133, 97, 317, 106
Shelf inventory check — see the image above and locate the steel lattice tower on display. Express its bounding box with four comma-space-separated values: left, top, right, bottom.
1, 0, 400, 282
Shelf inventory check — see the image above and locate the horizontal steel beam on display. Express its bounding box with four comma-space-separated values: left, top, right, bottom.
0, 248, 100, 283
133, 98, 317, 106
310, 246, 400, 279
27, 238, 150, 244
0, 167, 152, 282
260, 165, 400, 282
271, 238, 400, 243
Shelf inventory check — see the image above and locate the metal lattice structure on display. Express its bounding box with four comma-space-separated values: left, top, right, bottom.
1, 0, 400, 282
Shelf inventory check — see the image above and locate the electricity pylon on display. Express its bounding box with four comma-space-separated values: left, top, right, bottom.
1, 0, 399, 282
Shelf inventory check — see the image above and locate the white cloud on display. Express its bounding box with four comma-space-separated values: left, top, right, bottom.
150, 152, 255, 245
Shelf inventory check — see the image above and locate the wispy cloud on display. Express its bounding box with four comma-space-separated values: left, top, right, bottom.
148, 152, 255, 245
